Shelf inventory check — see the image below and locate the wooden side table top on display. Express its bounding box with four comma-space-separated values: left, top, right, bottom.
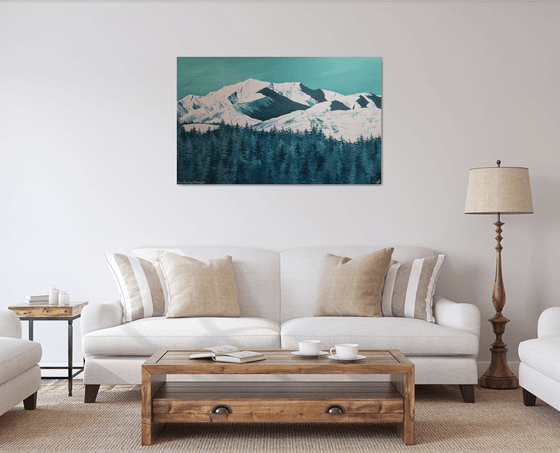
8, 302, 88, 318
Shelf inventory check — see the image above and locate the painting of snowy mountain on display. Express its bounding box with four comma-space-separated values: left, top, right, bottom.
177, 57, 382, 184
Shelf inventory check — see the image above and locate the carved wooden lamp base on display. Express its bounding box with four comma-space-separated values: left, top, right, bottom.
479, 313, 518, 389
478, 220, 519, 390
479, 372, 518, 389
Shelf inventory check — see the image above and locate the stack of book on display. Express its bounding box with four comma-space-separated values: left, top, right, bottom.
189, 345, 265, 363
24, 295, 49, 305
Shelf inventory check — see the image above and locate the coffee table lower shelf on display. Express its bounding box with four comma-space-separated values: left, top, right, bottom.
143, 381, 410, 445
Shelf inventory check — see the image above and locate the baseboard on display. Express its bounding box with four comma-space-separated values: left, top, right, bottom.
477, 361, 520, 379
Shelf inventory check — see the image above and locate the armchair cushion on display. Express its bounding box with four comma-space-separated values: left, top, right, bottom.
0, 310, 22, 339
0, 338, 42, 385
518, 336, 560, 383
538, 307, 560, 338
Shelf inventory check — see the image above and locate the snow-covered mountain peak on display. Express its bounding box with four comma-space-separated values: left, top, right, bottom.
178, 78, 381, 142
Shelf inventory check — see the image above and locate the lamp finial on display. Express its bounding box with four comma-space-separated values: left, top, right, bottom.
496, 160, 501, 167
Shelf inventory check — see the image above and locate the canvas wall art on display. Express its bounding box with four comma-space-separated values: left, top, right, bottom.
177, 57, 382, 184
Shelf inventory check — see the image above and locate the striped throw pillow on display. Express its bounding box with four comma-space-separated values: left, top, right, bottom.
381, 255, 445, 323
105, 253, 168, 323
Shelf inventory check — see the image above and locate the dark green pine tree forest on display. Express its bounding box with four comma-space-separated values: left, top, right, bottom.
177, 121, 381, 185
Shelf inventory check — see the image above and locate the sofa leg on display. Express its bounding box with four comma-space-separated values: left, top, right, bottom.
459, 385, 475, 403
85, 384, 100, 403
23, 392, 37, 410
523, 388, 537, 406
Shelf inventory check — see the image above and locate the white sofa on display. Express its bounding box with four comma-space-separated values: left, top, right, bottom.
82, 246, 481, 403
519, 307, 560, 411
0, 310, 42, 416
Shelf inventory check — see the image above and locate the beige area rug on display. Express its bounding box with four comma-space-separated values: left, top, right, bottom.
1, 381, 559, 452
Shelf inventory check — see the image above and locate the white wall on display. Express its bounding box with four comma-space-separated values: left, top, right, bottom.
1, 2, 559, 372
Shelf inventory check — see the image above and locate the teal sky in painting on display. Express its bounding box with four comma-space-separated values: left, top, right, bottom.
177, 57, 381, 100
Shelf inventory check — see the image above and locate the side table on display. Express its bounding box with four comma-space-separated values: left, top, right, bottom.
8, 302, 88, 396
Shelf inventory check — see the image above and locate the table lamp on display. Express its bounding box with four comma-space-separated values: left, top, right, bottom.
465, 160, 533, 389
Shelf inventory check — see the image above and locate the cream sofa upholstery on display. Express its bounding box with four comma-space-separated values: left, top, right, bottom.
0, 310, 42, 416
519, 307, 560, 411
82, 246, 481, 403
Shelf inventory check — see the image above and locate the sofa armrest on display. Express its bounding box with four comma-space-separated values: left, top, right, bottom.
433, 296, 481, 339
81, 300, 123, 337
538, 307, 560, 338
0, 310, 22, 339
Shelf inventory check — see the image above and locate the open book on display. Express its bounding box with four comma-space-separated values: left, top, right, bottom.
189, 345, 265, 363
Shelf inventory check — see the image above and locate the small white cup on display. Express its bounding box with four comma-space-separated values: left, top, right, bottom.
298, 340, 323, 356
58, 291, 70, 305
330, 344, 359, 360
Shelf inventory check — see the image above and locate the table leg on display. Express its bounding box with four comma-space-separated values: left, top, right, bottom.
402, 369, 415, 445
142, 368, 165, 445
391, 370, 415, 445
68, 320, 73, 397
28, 320, 34, 341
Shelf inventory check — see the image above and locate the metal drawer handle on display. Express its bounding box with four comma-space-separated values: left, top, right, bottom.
326, 405, 345, 415
212, 405, 232, 414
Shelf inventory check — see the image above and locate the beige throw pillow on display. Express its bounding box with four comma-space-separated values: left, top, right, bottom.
313, 248, 394, 317
158, 251, 241, 318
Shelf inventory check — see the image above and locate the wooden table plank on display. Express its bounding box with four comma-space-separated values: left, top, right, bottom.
8, 302, 88, 318
145, 349, 413, 375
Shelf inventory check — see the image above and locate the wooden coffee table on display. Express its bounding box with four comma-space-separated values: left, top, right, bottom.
142, 349, 415, 446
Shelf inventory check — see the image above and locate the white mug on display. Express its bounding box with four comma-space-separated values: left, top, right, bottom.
330, 344, 359, 360
298, 340, 323, 356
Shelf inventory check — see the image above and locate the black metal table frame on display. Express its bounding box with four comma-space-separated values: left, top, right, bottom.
21, 314, 84, 396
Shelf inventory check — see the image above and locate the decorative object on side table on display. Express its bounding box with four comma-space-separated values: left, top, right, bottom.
7, 302, 88, 396
465, 160, 533, 389
49, 285, 59, 305
58, 291, 70, 305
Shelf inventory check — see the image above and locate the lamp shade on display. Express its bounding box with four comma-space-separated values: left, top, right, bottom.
465, 166, 533, 215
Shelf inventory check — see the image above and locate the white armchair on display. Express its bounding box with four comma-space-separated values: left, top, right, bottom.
0, 310, 42, 416
519, 307, 560, 411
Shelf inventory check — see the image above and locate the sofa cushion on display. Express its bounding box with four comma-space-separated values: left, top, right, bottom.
0, 338, 42, 385
313, 248, 393, 317
159, 252, 241, 318
83, 317, 280, 356
381, 255, 445, 323
105, 252, 167, 323
281, 317, 479, 355
518, 337, 560, 382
